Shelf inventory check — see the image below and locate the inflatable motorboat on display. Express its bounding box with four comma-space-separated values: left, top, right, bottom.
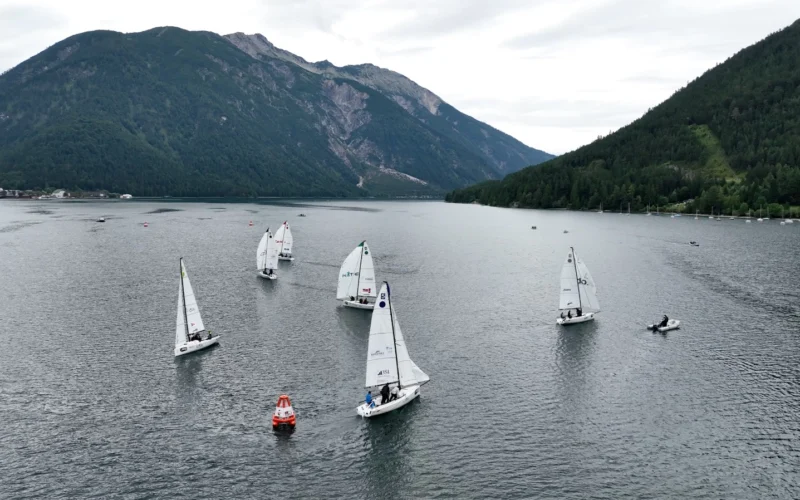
647, 319, 680, 332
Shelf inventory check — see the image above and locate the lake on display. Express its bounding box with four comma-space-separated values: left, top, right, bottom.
1, 200, 798, 499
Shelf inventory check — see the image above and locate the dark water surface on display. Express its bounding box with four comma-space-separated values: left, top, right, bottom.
1, 200, 798, 499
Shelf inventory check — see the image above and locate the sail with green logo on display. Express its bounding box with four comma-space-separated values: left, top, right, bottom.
337, 241, 376, 300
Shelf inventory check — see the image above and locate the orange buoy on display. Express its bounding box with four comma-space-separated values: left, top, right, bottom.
249, 220, 253, 226
272, 394, 296, 430
143, 221, 149, 227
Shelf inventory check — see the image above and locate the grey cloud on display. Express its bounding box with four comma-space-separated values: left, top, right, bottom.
505, 0, 797, 51
0, 5, 66, 37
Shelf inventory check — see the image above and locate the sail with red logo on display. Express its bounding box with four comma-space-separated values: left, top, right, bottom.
272, 395, 296, 430
337, 241, 377, 310
275, 221, 295, 261
556, 247, 600, 326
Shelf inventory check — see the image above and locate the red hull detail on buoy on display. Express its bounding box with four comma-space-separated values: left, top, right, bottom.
272, 394, 296, 430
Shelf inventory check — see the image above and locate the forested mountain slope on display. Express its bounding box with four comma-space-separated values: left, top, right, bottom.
447, 19, 800, 215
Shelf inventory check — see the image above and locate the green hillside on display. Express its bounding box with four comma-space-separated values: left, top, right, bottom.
0, 27, 551, 197
446, 20, 800, 216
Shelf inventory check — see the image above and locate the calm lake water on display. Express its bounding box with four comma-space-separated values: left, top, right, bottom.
1, 200, 798, 499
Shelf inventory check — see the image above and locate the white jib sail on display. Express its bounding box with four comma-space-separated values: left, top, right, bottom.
256, 230, 269, 270
558, 251, 581, 311
177, 259, 205, 346
275, 222, 293, 256
365, 283, 398, 387
265, 231, 279, 270
576, 257, 600, 312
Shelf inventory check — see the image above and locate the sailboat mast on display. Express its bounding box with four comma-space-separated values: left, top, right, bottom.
355, 242, 365, 299
180, 258, 190, 339
571, 246, 582, 311
387, 285, 401, 389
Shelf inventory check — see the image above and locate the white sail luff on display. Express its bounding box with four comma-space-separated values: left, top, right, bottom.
365, 283, 399, 387
175, 277, 187, 346
180, 260, 205, 336
256, 231, 268, 270
357, 243, 376, 298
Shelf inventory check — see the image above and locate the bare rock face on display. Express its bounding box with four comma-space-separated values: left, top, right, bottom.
224, 32, 551, 178
320, 80, 371, 139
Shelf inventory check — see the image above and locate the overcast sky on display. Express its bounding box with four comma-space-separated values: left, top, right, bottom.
1, 0, 798, 154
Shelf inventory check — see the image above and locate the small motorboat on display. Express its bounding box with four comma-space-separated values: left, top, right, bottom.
690, 241, 700, 247
298, 213, 307, 217
563, 230, 569, 234
647, 319, 680, 332
531, 226, 537, 230
97, 217, 106, 223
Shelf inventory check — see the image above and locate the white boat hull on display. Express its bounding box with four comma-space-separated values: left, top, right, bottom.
356, 385, 420, 418
557, 312, 595, 325
258, 271, 277, 280
174, 336, 221, 357
344, 299, 374, 310
279, 255, 295, 261
647, 319, 680, 332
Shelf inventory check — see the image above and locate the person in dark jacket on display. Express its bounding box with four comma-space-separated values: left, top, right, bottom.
380, 383, 390, 404
659, 315, 669, 327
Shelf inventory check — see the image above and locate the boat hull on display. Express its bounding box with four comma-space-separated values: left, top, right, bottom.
557, 313, 595, 325
174, 336, 221, 357
278, 255, 295, 261
258, 271, 277, 280
344, 300, 374, 310
356, 385, 420, 418
647, 320, 680, 332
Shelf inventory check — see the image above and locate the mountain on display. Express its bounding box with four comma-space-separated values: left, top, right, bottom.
0, 27, 552, 197
446, 20, 800, 216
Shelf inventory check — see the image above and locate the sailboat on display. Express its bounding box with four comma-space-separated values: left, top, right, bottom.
627, 202, 631, 216
782, 207, 794, 224
598, 203, 603, 213
694, 209, 698, 220
646, 204, 651, 216
708, 207, 714, 220
274, 221, 295, 261
757, 205, 764, 222
174, 258, 220, 357
356, 282, 429, 418
256, 227, 279, 280
556, 247, 600, 325
338, 241, 377, 309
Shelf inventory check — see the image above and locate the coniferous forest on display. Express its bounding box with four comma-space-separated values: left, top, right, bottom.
446, 20, 800, 216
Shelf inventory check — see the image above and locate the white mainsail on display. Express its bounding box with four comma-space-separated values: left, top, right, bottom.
176, 259, 205, 347
337, 241, 377, 300
256, 230, 269, 270
365, 283, 398, 387
274, 221, 293, 256
264, 229, 279, 271
558, 251, 581, 311
364, 282, 428, 388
